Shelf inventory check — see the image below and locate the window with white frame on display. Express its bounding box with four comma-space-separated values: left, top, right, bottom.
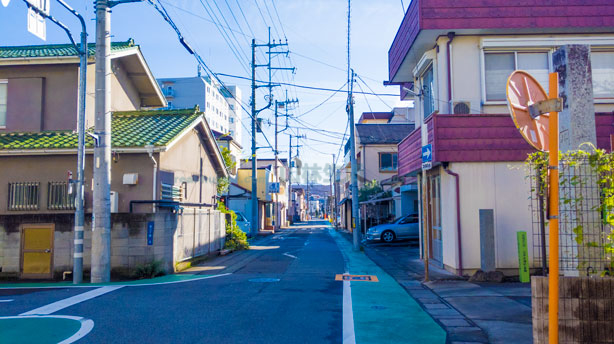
484, 51, 549, 101
0, 80, 6, 127
421, 65, 435, 119
592, 51, 614, 99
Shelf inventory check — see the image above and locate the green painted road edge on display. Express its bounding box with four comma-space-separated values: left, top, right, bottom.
0, 315, 93, 344
328, 227, 447, 344
0, 273, 231, 289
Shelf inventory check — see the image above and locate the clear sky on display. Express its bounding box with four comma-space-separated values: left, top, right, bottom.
0, 0, 409, 184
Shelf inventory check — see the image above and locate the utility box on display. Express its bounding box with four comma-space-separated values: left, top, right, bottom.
123, 173, 139, 185
110, 191, 118, 213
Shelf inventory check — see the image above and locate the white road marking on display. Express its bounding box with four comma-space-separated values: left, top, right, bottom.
20, 286, 123, 316
0, 299, 13, 302
283, 252, 297, 259
126, 272, 232, 287
59, 317, 94, 344
343, 273, 356, 344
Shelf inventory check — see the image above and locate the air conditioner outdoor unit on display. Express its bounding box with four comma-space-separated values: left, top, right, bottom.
453, 101, 471, 115
110, 191, 118, 213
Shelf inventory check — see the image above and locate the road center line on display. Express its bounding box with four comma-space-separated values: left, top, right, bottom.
20, 286, 123, 316
283, 252, 297, 259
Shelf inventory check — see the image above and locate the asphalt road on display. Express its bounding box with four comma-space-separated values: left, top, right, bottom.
1, 221, 345, 343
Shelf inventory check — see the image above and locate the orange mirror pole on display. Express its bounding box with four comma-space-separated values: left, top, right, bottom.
548, 72, 560, 344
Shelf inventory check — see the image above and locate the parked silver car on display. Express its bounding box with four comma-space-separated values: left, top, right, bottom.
365, 214, 419, 243
234, 211, 250, 234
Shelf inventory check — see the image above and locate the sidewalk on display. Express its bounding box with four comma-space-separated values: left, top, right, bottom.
345, 231, 532, 344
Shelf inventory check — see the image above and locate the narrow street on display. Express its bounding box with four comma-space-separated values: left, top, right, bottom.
0, 221, 444, 343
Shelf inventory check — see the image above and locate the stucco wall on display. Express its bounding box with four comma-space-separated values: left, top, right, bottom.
0, 64, 78, 132
412, 33, 614, 118
0, 153, 154, 215
438, 162, 533, 274
359, 144, 398, 187
160, 129, 219, 205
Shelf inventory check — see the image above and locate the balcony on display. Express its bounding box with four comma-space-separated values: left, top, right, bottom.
388, 0, 614, 82
398, 113, 614, 176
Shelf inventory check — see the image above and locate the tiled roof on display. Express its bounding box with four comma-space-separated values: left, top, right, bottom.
0, 108, 202, 150
0, 39, 137, 59
355, 123, 415, 145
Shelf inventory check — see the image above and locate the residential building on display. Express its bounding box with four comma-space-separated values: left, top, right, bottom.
387, 0, 614, 275
0, 42, 228, 279
232, 166, 272, 231
221, 85, 243, 145
238, 158, 289, 229
340, 122, 414, 231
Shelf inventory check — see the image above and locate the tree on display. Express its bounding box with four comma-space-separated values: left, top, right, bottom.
359, 179, 383, 202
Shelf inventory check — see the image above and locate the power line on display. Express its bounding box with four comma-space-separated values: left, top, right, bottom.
216, 73, 398, 96
295, 81, 348, 118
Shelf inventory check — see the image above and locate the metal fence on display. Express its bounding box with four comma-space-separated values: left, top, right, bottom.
529, 156, 614, 276
47, 182, 75, 210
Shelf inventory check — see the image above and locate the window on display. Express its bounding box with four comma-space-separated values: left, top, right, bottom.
421, 65, 435, 119
167, 101, 173, 109
484, 51, 549, 101
592, 51, 614, 99
48, 182, 75, 210
229, 117, 234, 123
8, 182, 40, 210
229, 104, 235, 110
0, 80, 6, 127
379, 152, 398, 172
207, 102, 210, 109
207, 86, 210, 93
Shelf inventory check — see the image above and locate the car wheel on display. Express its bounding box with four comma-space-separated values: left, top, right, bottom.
381, 230, 395, 243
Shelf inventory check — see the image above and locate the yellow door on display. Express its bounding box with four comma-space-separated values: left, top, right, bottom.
21, 225, 54, 278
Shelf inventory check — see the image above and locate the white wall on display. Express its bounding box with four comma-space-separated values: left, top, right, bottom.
439, 162, 533, 273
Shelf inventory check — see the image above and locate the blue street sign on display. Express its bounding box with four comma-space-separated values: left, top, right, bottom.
147, 221, 154, 246
422, 144, 432, 163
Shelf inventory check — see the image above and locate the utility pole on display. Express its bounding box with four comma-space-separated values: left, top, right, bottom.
288, 134, 292, 223
274, 92, 298, 230
348, 70, 361, 250
91, 0, 112, 283
250, 28, 294, 236
332, 154, 337, 228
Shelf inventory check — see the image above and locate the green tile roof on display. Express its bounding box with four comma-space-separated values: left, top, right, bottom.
0, 108, 202, 150
0, 39, 137, 59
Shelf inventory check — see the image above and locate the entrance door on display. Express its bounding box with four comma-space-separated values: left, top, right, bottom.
21, 225, 54, 279
429, 175, 443, 266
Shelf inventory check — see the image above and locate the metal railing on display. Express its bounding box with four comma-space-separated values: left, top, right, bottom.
8, 182, 40, 211
48, 182, 75, 210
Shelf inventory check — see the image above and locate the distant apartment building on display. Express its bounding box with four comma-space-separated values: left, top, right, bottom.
157, 75, 243, 166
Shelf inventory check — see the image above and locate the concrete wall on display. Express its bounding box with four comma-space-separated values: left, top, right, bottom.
438, 162, 533, 274
0, 208, 225, 278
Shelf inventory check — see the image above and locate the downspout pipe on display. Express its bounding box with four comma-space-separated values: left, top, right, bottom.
146, 145, 158, 213
446, 32, 455, 114
444, 166, 463, 276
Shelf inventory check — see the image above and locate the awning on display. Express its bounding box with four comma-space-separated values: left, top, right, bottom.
339, 197, 350, 206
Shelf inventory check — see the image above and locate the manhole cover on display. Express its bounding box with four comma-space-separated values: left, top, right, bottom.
248, 278, 280, 283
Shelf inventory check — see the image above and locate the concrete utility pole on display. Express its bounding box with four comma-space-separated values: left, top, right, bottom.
274, 92, 298, 230
332, 154, 337, 227
92, 0, 112, 283
250, 28, 293, 236
348, 70, 361, 250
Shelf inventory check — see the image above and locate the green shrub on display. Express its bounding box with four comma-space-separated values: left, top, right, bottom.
218, 201, 249, 251
133, 260, 166, 279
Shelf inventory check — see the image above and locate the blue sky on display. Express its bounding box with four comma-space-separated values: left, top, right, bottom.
0, 0, 408, 184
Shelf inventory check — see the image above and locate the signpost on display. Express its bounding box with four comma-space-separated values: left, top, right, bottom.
268, 182, 280, 194
421, 144, 432, 170
517, 231, 530, 283
507, 71, 561, 344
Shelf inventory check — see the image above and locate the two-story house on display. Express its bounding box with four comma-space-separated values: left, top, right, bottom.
388, 0, 614, 276
0, 41, 228, 279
